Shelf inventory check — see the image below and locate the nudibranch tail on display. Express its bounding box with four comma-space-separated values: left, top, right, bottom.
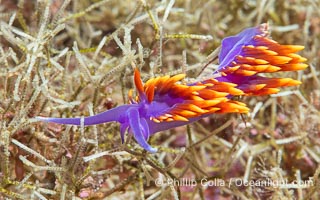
36, 104, 133, 126
36, 116, 84, 125
216, 23, 308, 96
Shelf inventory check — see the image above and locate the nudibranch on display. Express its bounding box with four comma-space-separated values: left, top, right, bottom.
37, 23, 307, 152
37, 69, 248, 153
214, 23, 307, 95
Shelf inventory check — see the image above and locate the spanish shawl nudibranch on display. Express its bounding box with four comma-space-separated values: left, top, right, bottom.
214, 23, 307, 95
37, 23, 308, 153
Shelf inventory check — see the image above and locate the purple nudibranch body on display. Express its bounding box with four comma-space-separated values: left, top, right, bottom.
37, 23, 307, 153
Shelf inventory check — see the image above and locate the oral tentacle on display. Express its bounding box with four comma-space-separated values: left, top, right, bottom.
120, 123, 129, 144
127, 108, 157, 153
140, 118, 150, 141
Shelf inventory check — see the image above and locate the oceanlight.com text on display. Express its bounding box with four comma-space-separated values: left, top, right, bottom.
154, 177, 314, 188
